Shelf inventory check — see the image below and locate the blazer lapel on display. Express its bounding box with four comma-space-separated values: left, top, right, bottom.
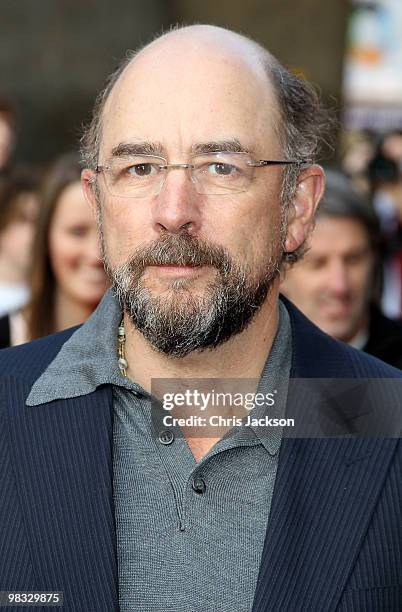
8, 381, 118, 611
252, 436, 398, 612
252, 300, 399, 611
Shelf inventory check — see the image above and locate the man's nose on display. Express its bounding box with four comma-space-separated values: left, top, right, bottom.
151, 167, 202, 235
327, 261, 349, 294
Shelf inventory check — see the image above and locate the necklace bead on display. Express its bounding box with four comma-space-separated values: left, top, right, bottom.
117, 318, 128, 377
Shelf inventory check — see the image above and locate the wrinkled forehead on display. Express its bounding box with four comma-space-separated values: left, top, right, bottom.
100, 34, 282, 160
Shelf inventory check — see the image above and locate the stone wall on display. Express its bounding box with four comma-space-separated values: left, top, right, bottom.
1, 0, 172, 162
1, 0, 349, 164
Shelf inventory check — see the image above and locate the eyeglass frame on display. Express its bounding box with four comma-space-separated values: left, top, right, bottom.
93, 151, 309, 197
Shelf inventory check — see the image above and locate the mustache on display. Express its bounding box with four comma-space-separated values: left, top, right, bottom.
119, 232, 234, 275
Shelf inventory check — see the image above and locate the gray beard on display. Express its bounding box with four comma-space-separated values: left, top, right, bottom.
105, 232, 283, 357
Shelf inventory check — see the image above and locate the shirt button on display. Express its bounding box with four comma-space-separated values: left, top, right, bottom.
192, 476, 206, 494
159, 430, 174, 445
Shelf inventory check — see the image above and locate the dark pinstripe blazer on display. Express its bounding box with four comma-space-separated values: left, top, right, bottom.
0, 300, 401, 611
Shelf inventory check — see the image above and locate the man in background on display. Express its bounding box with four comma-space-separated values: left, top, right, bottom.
281, 169, 402, 368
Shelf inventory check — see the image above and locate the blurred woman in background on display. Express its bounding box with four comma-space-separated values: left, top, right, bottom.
0, 152, 107, 347
0, 166, 40, 318
0, 98, 16, 174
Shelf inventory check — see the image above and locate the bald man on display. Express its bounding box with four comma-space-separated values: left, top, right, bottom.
0, 26, 401, 612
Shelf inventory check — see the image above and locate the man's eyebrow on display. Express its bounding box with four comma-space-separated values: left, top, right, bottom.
110, 141, 165, 158
192, 140, 249, 155
109, 139, 249, 159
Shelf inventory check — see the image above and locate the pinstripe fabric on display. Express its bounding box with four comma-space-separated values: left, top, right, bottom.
251, 438, 400, 611
0, 329, 118, 611
252, 299, 402, 612
0, 300, 401, 612
0, 386, 36, 593
7, 385, 118, 611
337, 586, 402, 611
337, 435, 402, 611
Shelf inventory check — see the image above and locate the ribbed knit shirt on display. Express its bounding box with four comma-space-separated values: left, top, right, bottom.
27, 289, 292, 612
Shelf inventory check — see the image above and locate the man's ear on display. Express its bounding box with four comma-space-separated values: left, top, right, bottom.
285, 165, 325, 254
81, 169, 99, 218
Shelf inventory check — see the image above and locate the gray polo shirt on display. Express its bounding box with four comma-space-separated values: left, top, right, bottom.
28, 290, 292, 612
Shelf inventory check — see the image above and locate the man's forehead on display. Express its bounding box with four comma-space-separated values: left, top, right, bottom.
311, 216, 371, 250
110, 25, 270, 97
100, 27, 280, 155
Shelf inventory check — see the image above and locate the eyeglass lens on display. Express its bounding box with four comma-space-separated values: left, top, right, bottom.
102, 152, 255, 197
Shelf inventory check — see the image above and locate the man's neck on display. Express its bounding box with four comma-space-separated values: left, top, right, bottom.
123, 285, 280, 394
347, 314, 370, 350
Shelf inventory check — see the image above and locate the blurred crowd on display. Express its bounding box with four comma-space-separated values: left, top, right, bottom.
1, 93, 402, 369
0, 97, 108, 348
282, 128, 402, 369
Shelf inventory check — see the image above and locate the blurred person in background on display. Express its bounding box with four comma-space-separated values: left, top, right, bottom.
0, 152, 108, 348
281, 169, 402, 369
340, 129, 375, 194
0, 166, 40, 319
0, 97, 16, 173
368, 145, 402, 318
380, 129, 402, 170
369, 148, 402, 239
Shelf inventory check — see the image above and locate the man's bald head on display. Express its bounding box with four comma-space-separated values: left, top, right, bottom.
81, 24, 328, 263
82, 25, 325, 163
127, 25, 268, 74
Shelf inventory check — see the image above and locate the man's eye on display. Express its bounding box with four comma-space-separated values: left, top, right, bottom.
208, 162, 238, 176
127, 163, 157, 177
